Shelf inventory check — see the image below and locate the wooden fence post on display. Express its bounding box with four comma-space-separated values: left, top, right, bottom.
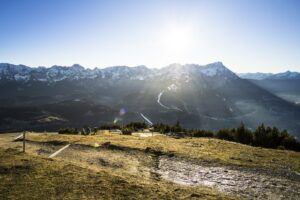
23, 131, 26, 153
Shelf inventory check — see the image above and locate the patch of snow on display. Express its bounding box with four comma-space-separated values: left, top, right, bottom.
171, 106, 183, 112
14, 74, 29, 81
37, 78, 48, 82
199, 62, 227, 77
167, 84, 178, 91
200, 67, 219, 77
199, 62, 237, 79
158, 64, 193, 82
140, 113, 153, 125
157, 90, 170, 109
130, 76, 145, 80
199, 115, 219, 121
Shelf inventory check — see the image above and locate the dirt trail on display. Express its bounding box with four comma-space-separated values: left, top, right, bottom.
157, 157, 300, 199
1, 133, 299, 199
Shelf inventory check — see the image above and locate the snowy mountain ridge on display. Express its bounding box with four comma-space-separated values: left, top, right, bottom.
0, 62, 238, 82
238, 71, 300, 80
268, 71, 300, 80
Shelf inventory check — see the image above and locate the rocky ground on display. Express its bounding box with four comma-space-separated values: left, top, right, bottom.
157, 157, 300, 199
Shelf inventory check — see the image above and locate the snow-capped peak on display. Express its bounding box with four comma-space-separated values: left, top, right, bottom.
268, 71, 300, 79
199, 62, 233, 77
0, 62, 239, 82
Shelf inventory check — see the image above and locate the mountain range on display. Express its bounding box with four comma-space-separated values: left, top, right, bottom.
239, 71, 300, 80
1, 62, 300, 138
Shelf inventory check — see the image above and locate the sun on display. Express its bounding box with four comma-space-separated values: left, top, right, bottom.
164, 28, 189, 48
159, 26, 191, 60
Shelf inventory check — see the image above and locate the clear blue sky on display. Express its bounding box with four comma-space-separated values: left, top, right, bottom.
0, 0, 300, 72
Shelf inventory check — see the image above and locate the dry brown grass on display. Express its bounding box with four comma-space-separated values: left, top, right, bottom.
26, 132, 300, 171
0, 148, 235, 200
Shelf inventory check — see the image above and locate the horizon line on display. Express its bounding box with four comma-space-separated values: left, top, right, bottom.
0, 61, 299, 74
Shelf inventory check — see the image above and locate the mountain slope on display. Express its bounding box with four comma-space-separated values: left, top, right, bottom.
1, 62, 300, 137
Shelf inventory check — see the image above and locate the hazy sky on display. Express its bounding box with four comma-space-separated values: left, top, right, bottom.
0, 0, 300, 73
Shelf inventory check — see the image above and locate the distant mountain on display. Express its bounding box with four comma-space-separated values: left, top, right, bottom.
238, 72, 273, 80
1, 62, 300, 138
249, 79, 300, 106
238, 71, 300, 80
267, 71, 300, 80
0, 63, 155, 82
238, 70, 300, 106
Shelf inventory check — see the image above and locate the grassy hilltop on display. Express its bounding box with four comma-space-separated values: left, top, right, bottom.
0, 148, 232, 200
0, 132, 299, 199
26, 132, 300, 170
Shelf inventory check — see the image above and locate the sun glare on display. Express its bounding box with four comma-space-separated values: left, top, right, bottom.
160, 26, 191, 56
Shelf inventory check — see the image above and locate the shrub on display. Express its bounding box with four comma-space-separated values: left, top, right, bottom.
234, 122, 253, 144
100, 124, 121, 130
252, 124, 300, 151
192, 130, 214, 137
216, 129, 234, 141
125, 122, 148, 131
277, 145, 285, 150
81, 127, 92, 135
153, 121, 184, 134
153, 123, 171, 133
253, 124, 268, 146
121, 127, 133, 135
58, 128, 78, 135
281, 136, 300, 151
171, 120, 183, 133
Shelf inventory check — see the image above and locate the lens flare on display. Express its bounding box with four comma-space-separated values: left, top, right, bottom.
113, 118, 118, 124
119, 108, 126, 115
